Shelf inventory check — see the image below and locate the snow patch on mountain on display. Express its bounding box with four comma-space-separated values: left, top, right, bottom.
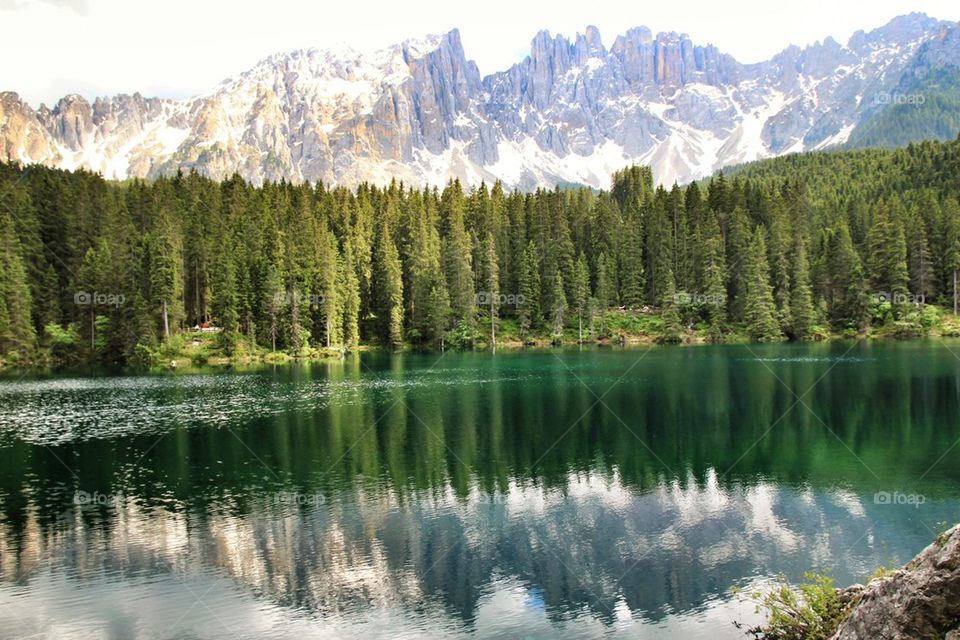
0, 14, 956, 190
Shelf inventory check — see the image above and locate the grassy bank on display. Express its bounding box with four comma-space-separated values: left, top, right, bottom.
3, 304, 959, 375
474, 304, 960, 350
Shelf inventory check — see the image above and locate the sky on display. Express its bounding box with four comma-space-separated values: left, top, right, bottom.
1, 0, 958, 107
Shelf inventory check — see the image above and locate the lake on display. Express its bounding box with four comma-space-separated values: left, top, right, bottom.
1, 341, 959, 639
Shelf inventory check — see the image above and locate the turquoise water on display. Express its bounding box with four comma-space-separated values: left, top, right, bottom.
1, 341, 959, 638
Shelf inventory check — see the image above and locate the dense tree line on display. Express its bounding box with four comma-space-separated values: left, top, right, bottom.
1, 137, 960, 365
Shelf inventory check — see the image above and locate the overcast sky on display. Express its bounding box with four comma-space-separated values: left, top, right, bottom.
2, 0, 958, 107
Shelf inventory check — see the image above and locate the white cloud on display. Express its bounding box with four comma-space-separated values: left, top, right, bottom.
1, 0, 957, 107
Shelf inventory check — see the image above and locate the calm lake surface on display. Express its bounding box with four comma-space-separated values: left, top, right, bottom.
1, 341, 959, 639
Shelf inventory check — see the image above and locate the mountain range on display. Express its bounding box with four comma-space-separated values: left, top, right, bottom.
2, 12, 959, 190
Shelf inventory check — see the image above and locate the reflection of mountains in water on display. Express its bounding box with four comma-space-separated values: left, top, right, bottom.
1, 344, 960, 632
2, 469, 956, 631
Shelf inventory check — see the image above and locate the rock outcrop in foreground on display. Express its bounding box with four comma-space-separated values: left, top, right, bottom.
832, 523, 960, 639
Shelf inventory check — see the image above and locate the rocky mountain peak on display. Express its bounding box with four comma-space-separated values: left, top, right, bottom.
848, 11, 942, 53
1, 14, 957, 190
574, 25, 606, 61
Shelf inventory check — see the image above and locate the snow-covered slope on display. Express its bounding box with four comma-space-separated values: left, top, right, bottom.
1, 13, 957, 189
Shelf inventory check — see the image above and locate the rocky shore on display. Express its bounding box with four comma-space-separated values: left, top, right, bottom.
832, 523, 960, 639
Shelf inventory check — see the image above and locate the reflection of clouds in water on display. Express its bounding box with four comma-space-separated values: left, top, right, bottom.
829, 489, 867, 519
0, 569, 767, 640
1, 469, 935, 639
745, 484, 800, 551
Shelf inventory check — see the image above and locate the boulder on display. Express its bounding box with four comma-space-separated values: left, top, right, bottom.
831, 523, 960, 639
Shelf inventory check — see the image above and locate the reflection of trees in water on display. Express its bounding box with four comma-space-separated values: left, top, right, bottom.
1, 345, 959, 625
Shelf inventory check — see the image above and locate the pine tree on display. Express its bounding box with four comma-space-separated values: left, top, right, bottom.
744, 228, 782, 341
263, 262, 283, 352
866, 204, 910, 299
645, 191, 673, 304
725, 207, 752, 322
288, 283, 305, 354
211, 251, 240, 343
550, 270, 567, 340
659, 268, 683, 343
906, 206, 935, 303
668, 185, 691, 292
426, 277, 451, 349
944, 198, 960, 314
319, 232, 342, 348
591, 195, 621, 279
482, 232, 499, 350
517, 241, 541, 339
594, 251, 615, 310
619, 211, 644, 308
405, 194, 443, 342
700, 213, 727, 328
827, 220, 868, 329
374, 220, 404, 348
788, 234, 815, 340
572, 253, 590, 343
767, 215, 792, 332
0, 210, 36, 357
147, 210, 183, 340
938, 197, 960, 313
441, 182, 475, 331
76, 240, 113, 355
340, 240, 361, 351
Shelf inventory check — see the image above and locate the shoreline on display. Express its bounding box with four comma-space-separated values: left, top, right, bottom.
3, 322, 960, 378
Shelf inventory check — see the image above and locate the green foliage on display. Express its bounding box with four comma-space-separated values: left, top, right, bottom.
43, 321, 80, 366
917, 304, 941, 329
886, 312, 927, 339
602, 310, 663, 337
44, 322, 79, 348
939, 312, 960, 336
741, 572, 850, 640
445, 319, 476, 350
130, 343, 162, 369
